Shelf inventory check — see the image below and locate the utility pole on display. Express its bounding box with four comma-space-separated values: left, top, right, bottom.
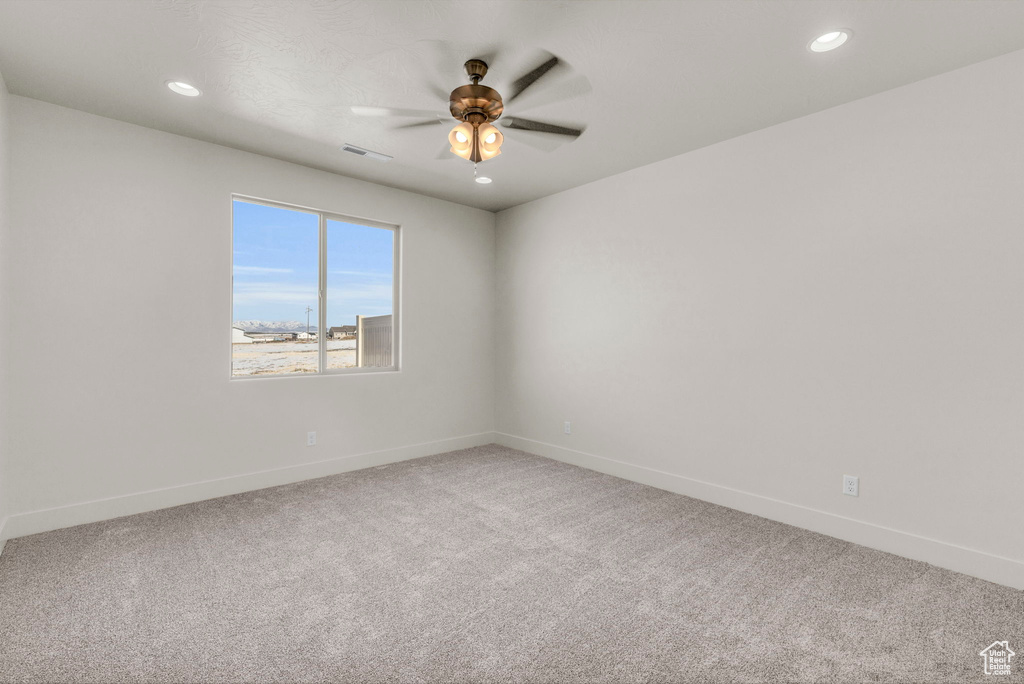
305, 305, 313, 338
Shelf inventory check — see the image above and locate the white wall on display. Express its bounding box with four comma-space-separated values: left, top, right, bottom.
496, 50, 1024, 588
0, 70, 10, 552
3, 52, 1021, 589
2, 97, 496, 537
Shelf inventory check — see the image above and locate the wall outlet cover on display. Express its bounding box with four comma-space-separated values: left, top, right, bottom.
843, 474, 859, 497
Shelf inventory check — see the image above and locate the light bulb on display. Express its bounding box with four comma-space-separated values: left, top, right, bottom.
449, 122, 476, 160
477, 123, 503, 161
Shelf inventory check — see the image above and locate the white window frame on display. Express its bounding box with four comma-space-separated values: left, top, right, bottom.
230, 194, 401, 379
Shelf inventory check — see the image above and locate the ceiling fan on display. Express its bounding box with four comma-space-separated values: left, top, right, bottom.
351, 52, 587, 164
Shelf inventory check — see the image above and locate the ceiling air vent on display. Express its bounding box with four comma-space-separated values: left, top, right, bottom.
340, 144, 392, 162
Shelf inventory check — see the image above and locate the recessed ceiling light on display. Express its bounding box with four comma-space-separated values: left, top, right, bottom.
809, 29, 851, 52
475, 176, 492, 184
166, 81, 201, 97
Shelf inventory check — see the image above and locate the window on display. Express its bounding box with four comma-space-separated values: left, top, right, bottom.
231, 197, 398, 378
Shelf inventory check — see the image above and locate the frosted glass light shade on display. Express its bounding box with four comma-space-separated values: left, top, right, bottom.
476, 123, 503, 161
449, 121, 503, 163
449, 122, 475, 160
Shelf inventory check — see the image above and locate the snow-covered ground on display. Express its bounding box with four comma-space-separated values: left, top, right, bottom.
232, 339, 356, 376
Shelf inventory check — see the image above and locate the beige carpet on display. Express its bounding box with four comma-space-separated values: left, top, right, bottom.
0, 444, 1020, 683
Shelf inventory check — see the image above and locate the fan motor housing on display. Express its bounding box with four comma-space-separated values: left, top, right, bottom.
449, 84, 503, 124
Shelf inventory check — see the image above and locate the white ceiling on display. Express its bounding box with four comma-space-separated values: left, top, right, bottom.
2, 0, 1024, 212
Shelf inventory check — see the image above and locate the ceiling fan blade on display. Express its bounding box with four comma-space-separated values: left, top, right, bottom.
350, 106, 443, 119
507, 53, 560, 103
435, 143, 454, 160
502, 116, 585, 138
394, 119, 446, 129
504, 130, 563, 153
427, 82, 450, 103
506, 73, 592, 111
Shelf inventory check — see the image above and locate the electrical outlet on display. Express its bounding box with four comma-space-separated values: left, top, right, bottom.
564, 421, 572, 435
843, 475, 859, 497
307, 431, 317, 447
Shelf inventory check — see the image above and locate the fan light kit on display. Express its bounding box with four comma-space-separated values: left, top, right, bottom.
166, 80, 201, 97
809, 30, 851, 52
448, 59, 505, 163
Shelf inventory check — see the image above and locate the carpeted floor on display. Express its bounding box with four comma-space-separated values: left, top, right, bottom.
0, 444, 1020, 683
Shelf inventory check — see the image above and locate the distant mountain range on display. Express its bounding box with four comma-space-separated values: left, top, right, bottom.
233, 320, 318, 333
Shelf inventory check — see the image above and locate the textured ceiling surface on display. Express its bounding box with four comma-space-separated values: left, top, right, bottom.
2, 0, 1024, 211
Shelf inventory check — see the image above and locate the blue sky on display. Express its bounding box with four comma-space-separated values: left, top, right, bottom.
232, 200, 394, 326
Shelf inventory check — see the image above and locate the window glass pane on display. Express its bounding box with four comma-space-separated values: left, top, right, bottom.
326, 220, 394, 370
232, 200, 320, 376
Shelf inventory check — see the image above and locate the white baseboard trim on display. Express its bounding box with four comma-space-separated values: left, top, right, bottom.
494, 432, 1024, 591
0, 518, 7, 557
2, 432, 496, 543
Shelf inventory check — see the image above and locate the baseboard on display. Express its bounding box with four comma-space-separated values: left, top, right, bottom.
2, 432, 497, 542
8, 433, 1021, 590
494, 432, 1024, 591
